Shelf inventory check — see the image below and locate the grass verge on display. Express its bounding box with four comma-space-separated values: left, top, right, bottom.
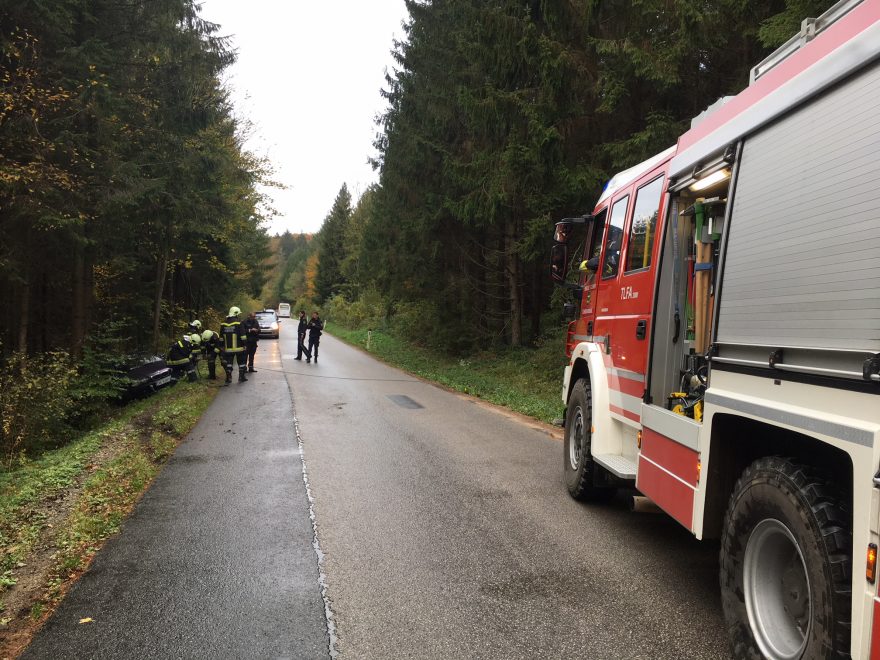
0, 380, 217, 656
327, 325, 568, 423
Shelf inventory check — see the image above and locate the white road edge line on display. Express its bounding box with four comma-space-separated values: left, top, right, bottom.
292, 404, 339, 658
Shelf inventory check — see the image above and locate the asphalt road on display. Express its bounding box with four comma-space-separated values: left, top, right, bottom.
22, 340, 328, 660
23, 325, 731, 659
284, 328, 730, 659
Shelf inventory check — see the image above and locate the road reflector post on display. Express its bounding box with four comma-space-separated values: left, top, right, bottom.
367, 329, 372, 351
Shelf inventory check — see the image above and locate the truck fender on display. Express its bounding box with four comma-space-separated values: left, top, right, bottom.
565, 342, 615, 458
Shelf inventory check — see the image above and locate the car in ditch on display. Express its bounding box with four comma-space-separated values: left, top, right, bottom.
118, 354, 175, 400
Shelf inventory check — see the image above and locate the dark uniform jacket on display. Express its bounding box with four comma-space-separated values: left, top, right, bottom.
297, 315, 308, 338
167, 337, 192, 366
220, 318, 248, 353
307, 317, 323, 339
202, 330, 222, 356
243, 317, 260, 346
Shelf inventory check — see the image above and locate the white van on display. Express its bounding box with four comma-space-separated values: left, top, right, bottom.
277, 302, 291, 318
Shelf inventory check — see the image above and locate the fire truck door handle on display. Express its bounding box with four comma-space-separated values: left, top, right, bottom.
636, 320, 647, 340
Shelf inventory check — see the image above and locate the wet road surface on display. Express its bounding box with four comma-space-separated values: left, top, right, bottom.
22, 343, 328, 659
284, 330, 730, 659
23, 327, 730, 659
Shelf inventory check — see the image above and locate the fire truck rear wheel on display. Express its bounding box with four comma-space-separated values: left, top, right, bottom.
720, 456, 851, 659
563, 379, 614, 501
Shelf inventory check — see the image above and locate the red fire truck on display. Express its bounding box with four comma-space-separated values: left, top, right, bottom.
550, 0, 880, 656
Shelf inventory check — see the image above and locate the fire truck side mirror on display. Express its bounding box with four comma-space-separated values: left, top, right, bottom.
550, 243, 568, 283
563, 302, 578, 321
554, 221, 574, 244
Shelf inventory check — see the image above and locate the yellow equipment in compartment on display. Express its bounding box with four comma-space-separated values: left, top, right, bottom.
667, 391, 703, 422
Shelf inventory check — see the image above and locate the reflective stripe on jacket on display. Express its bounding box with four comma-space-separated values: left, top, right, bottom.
220, 320, 247, 353
167, 340, 192, 366
202, 330, 222, 355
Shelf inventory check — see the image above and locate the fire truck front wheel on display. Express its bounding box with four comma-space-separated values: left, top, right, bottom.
720, 456, 851, 660
563, 379, 614, 501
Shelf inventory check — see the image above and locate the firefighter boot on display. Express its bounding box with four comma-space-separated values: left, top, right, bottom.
238, 368, 248, 383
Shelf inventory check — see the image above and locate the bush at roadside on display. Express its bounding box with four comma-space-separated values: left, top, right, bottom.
0, 353, 78, 465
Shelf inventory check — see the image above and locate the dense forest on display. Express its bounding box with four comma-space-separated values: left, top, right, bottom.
276, 0, 835, 353
1, 0, 837, 459
0, 0, 270, 358
0, 0, 269, 459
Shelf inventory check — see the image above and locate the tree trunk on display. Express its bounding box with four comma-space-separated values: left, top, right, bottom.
40, 270, 49, 352
530, 263, 542, 342
167, 262, 175, 338
152, 249, 168, 353
17, 230, 31, 353
84, 249, 94, 340
17, 278, 29, 353
71, 243, 86, 358
505, 220, 522, 346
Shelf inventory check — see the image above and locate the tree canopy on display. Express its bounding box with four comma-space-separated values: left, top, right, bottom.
285, 0, 836, 352
0, 0, 271, 355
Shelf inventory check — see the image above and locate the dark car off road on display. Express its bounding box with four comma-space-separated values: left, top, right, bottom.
119, 354, 174, 400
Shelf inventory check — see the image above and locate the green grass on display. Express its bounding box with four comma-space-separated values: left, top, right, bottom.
0, 381, 216, 598
328, 325, 569, 423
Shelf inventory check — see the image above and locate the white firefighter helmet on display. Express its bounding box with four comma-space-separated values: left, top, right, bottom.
189, 333, 201, 346
201, 330, 213, 342
228, 306, 241, 317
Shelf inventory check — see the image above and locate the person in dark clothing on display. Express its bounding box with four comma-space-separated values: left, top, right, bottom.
295, 310, 309, 360
243, 311, 260, 372
220, 306, 249, 384
167, 336, 196, 382
201, 329, 223, 380
306, 311, 323, 363
188, 333, 202, 378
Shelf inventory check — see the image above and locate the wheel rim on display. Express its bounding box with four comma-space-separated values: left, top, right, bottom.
743, 518, 811, 660
568, 406, 584, 470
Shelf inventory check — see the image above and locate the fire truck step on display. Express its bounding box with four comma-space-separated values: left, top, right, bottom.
594, 454, 637, 480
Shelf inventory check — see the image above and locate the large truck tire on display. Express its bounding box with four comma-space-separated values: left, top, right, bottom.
563, 379, 614, 501
720, 456, 851, 659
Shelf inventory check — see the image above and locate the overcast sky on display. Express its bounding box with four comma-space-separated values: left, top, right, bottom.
199, 0, 410, 236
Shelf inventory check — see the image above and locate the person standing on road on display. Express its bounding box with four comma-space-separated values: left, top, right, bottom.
221, 306, 249, 384
295, 310, 309, 360
243, 311, 260, 373
306, 311, 323, 364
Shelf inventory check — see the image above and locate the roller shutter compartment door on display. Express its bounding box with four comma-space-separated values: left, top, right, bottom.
717, 61, 880, 351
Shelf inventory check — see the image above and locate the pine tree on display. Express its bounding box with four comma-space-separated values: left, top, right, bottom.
314, 184, 352, 303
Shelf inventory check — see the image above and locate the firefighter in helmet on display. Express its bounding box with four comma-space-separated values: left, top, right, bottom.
201, 328, 223, 380
189, 332, 202, 377
167, 335, 196, 382
220, 306, 249, 384
188, 319, 202, 334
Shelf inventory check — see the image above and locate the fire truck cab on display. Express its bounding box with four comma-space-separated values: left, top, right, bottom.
550, 0, 880, 656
